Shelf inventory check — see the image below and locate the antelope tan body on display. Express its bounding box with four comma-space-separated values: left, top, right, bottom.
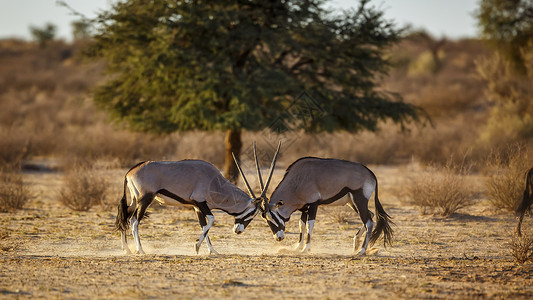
263, 157, 394, 255
272, 158, 377, 219
128, 160, 252, 213
115, 160, 260, 255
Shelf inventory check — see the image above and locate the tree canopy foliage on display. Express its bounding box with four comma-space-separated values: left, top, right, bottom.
88, 0, 421, 135
30, 23, 57, 47
476, 0, 533, 75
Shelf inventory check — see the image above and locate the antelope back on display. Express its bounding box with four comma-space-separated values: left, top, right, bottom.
128, 160, 251, 213
271, 157, 375, 217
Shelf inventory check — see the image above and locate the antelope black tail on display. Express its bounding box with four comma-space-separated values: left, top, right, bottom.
115, 178, 131, 232
369, 179, 394, 247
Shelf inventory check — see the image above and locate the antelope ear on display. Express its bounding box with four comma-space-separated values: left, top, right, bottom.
276, 201, 284, 208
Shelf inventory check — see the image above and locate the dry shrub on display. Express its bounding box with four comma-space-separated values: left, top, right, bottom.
509, 226, 533, 264
0, 129, 31, 171
484, 146, 531, 211
0, 172, 32, 212
406, 162, 475, 217
324, 207, 353, 224
59, 166, 109, 211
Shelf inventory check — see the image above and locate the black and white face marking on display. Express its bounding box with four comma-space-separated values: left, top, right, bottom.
263, 210, 286, 241
233, 206, 259, 234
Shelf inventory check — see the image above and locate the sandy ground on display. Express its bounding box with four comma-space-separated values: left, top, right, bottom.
1, 165, 532, 299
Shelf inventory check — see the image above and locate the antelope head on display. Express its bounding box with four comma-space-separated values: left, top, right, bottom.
232, 141, 281, 237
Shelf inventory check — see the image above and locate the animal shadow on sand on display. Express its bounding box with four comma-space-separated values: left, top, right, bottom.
432, 213, 498, 223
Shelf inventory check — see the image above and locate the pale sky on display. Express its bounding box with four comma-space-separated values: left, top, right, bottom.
0, 0, 479, 41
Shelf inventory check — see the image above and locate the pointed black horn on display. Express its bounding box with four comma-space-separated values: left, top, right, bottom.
260, 141, 281, 198
253, 142, 265, 192
232, 152, 256, 198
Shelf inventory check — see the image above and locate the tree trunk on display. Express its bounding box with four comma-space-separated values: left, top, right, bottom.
224, 129, 242, 183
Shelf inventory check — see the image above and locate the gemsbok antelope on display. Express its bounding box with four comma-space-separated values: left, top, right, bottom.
516, 167, 533, 236
115, 150, 279, 255
258, 157, 394, 255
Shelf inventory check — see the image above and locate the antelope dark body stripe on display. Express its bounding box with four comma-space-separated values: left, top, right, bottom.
318, 187, 355, 205
156, 189, 195, 205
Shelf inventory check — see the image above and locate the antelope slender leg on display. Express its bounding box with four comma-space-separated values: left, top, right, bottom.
350, 190, 374, 256
195, 201, 214, 254
194, 207, 218, 255
302, 202, 318, 252
120, 230, 131, 254
130, 216, 144, 254
353, 225, 365, 251
295, 210, 308, 250
347, 201, 364, 250
131, 193, 155, 255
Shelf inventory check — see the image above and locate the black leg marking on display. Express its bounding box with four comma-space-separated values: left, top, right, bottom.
351, 189, 371, 224
350, 189, 373, 253
194, 201, 214, 254
307, 202, 318, 221
195, 209, 207, 227
305, 202, 318, 245
136, 193, 155, 223
196, 201, 212, 217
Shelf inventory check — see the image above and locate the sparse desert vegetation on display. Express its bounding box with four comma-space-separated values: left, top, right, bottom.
0, 172, 32, 212
58, 165, 110, 211
484, 146, 533, 212
406, 162, 477, 217
509, 223, 533, 264
1, 31, 533, 298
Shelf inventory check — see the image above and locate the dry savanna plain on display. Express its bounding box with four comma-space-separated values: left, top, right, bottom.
1, 163, 532, 299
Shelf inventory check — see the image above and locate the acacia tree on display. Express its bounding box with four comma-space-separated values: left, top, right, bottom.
29, 23, 57, 48
89, 0, 421, 180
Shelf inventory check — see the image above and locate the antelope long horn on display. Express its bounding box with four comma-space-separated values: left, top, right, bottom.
260, 141, 281, 198
253, 142, 265, 191
232, 152, 256, 198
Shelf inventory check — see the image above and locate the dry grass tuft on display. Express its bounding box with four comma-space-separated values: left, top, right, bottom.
484, 146, 531, 212
509, 226, 533, 264
0, 172, 32, 212
406, 162, 476, 217
59, 166, 109, 211
324, 207, 353, 224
